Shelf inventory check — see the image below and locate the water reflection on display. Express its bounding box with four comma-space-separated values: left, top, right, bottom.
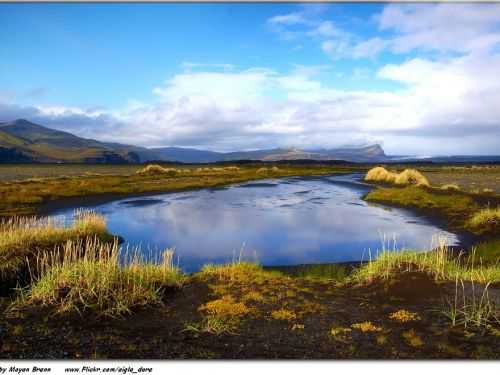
52, 174, 458, 272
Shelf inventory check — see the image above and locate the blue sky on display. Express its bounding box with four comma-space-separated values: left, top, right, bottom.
1, 3, 500, 155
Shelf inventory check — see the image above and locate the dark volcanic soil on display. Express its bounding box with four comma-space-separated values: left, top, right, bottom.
1, 271, 499, 360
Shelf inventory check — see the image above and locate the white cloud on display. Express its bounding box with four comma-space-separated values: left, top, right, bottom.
2, 4, 500, 155
270, 4, 500, 61
307, 21, 346, 38
3, 51, 500, 155
268, 12, 308, 26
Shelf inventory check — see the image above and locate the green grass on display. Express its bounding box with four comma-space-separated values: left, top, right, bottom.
349, 239, 500, 285
200, 261, 283, 284
474, 239, 500, 265
265, 263, 352, 281
0, 210, 112, 277
0, 164, 358, 216
365, 185, 483, 231
13, 239, 184, 316
467, 207, 500, 235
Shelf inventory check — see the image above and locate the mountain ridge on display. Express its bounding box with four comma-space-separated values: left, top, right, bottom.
0, 119, 388, 163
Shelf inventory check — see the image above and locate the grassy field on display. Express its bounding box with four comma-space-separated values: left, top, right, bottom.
0, 163, 361, 216
0, 164, 142, 182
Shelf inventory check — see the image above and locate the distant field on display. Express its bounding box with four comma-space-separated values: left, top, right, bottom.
1, 163, 499, 193
0, 164, 141, 181
420, 165, 500, 194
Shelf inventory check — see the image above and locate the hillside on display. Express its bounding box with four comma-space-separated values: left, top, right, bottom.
0, 119, 149, 163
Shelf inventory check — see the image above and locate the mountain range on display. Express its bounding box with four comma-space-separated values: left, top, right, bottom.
0, 119, 391, 164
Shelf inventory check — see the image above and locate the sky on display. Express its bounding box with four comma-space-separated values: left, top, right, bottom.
1, 3, 500, 155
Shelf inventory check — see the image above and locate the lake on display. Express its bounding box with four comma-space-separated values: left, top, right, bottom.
50, 173, 459, 272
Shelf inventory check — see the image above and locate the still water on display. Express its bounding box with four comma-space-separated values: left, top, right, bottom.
51, 173, 458, 272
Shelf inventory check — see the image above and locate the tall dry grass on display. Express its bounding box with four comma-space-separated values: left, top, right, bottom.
364, 167, 430, 187
365, 166, 397, 184
14, 238, 184, 316
0, 210, 109, 276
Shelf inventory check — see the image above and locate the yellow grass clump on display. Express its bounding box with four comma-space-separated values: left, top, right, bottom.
271, 308, 297, 321
351, 321, 382, 332
389, 310, 421, 323
394, 169, 430, 187
136, 164, 178, 176
364, 167, 397, 184
364, 167, 430, 187
256, 167, 269, 175
15, 239, 184, 316
441, 184, 460, 191
197, 295, 251, 334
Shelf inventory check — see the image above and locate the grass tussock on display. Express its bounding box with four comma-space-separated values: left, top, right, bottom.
365, 167, 397, 184
389, 310, 421, 323
14, 239, 184, 316
351, 321, 382, 333
365, 167, 430, 187
441, 184, 460, 191
193, 287, 253, 335
0, 210, 110, 277
394, 169, 430, 187
467, 207, 500, 235
136, 164, 179, 176
256, 167, 269, 175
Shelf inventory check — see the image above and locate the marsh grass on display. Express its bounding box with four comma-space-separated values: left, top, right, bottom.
474, 239, 500, 264
0, 210, 110, 277
350, 236, 500, 328
350, 236, 500, 285
467, 207, 500, 234
442, 278, 499, 328
14, 238, 184, 316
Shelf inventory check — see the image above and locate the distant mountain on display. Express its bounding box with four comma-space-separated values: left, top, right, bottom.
0, 119, 151, 163
152, 145, 388, 163
151, 147, 223, 163
0, 119, 391, 164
